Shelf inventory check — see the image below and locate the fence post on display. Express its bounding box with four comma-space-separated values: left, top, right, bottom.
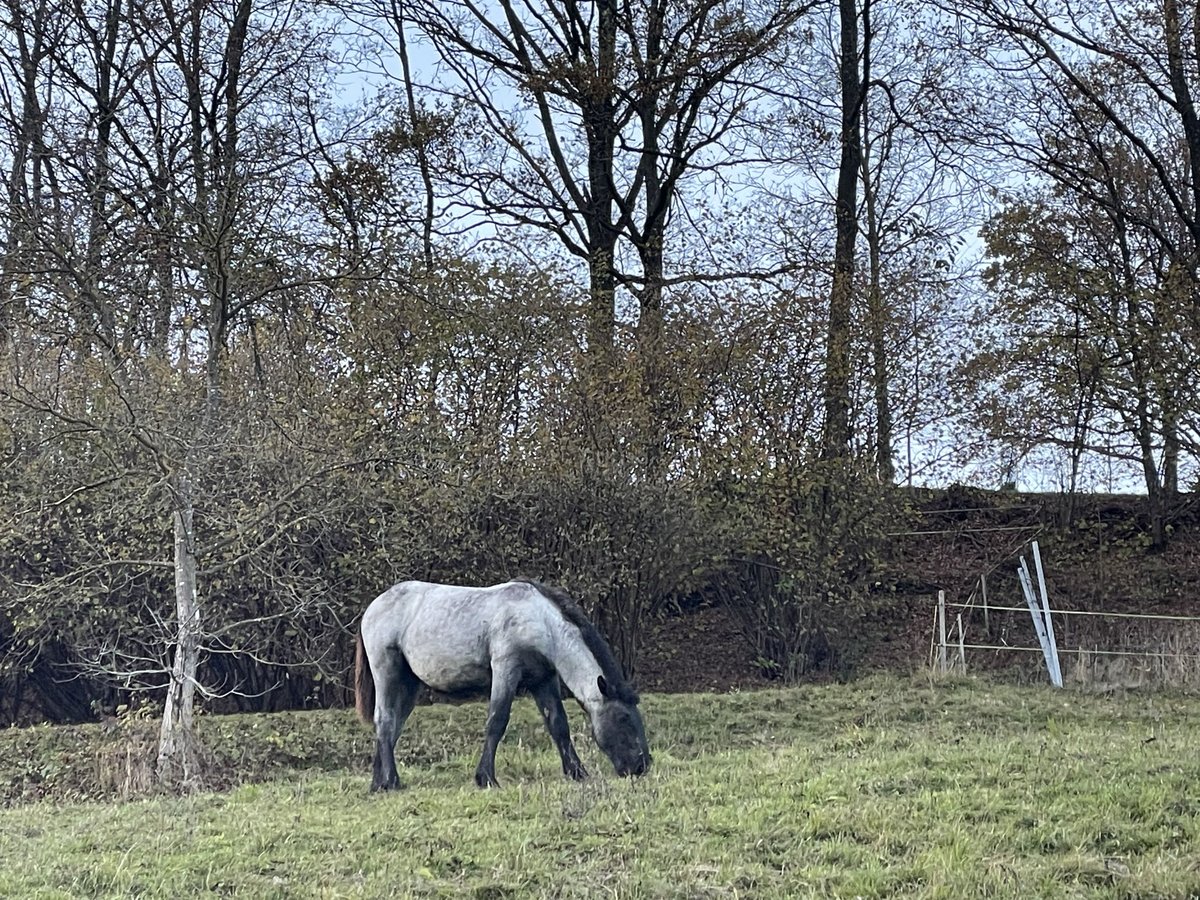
937, 590, 948, 674
956, 613, 966, 673
1032, 541, 1063, 687
980, 572, 990, 636
1018, 559, 1056, 685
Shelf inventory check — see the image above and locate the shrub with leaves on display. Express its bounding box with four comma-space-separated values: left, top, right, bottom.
710, 458, 900, 680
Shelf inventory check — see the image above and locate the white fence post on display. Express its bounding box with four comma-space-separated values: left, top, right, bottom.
937, 590, 948, 674
1031, 541, 1062, 687
981, 572, 990, 636
1018, 559, 1058, 686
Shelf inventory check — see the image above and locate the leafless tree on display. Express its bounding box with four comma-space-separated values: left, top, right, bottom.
0, 0, 369, 780
347, 0, 813, 386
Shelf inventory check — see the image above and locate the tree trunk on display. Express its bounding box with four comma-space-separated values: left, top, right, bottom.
152, 0, 250, 784
1164, 0, 1200, 257
1128, 324, 1166, 549
1, 0, 51, 344
156, 475, 202, 784
861, 158, 893, 480
635, 82, 668, 471
636, 231, 665, 380
79, 0, 124, 360
1162, 396, 1179, 497
858, 0, 892, 482
392, 0, 435, 273
583, 0, 619, 372
865, 255, 893, 481
822, 0, 863, 461
636, 222, 667, 474
1137, 422, 1166, 551
586, 239, 617, 366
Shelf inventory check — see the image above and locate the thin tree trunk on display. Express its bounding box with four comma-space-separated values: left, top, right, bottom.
822, 0, 863, 461
1063, 349, 1097, 527
152, 0, 251, 784
1135, 406, 1166, 550
1164, 0, 1200, 257
637, 223, 667, 473
390, 0, 435, 273
584, 0, 619, 371
157, 475, 202, 784
79, 0, 124, 359
634, 0, 666, 396
1125, 299, 1165, 548
1, 0, 51, 344
864, 243, 893, 481
1162, 394, 1179, 497
858, 0, 892, 482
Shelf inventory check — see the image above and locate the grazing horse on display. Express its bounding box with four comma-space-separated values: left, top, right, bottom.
355, 579, 650, 790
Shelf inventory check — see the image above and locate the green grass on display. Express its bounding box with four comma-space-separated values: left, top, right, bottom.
3, 676, 1200, 898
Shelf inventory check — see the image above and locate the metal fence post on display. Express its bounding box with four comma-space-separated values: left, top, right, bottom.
1032, 541, 1062, 687
1019, 559, 1057, 686
937, 590, 948, 674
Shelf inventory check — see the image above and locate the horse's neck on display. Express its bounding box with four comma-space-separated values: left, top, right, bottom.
551, 626, 605, 713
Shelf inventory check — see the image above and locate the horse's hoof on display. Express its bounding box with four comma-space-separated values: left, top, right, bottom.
474, 772, 500, 789
566, 766, 590, 782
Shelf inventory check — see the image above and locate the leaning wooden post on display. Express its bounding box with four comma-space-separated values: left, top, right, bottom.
1032, 541, 1062, 688
936, 592, 945, 676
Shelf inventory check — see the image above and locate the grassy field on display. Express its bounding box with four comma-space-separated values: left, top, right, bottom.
2, 676, 1199, 898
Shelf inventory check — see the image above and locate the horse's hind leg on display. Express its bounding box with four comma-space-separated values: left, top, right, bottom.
371, 650, 420, 792
531, 678, 588, 781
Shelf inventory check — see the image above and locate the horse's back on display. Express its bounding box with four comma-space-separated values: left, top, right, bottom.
362, 580, 556, 693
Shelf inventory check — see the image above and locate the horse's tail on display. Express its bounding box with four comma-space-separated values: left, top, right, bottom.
354, 628, 375, 726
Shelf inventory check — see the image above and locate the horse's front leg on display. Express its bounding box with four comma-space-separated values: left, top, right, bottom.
531, 678, 589, 781
475, 668, 519, 788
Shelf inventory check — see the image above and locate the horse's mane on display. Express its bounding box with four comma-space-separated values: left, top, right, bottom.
517, 579, 639, 704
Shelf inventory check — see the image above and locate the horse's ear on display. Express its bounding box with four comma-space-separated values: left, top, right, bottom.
597, 675, 611, 698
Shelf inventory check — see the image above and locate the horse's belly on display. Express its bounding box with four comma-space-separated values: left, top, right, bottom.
402, 627, 492, 693
409, 657, 491, 693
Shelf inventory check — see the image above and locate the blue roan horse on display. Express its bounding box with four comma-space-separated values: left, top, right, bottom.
355, 579, 650, 790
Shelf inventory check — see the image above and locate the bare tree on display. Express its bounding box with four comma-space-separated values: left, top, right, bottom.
955, 0, 1200, 265
0, 0, 367, 781
856, 3, 979, 483
348, 0, 812, 383
820, 0, 864, 461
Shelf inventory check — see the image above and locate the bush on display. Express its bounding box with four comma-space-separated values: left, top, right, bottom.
708, 459, 900, 680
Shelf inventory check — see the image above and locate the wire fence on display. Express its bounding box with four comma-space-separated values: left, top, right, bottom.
930, 543, 1200, 688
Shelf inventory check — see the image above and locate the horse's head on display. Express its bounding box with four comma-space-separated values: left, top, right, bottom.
592, 675, 651, 777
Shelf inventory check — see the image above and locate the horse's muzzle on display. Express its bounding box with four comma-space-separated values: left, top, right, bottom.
619, 754, 651, 777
